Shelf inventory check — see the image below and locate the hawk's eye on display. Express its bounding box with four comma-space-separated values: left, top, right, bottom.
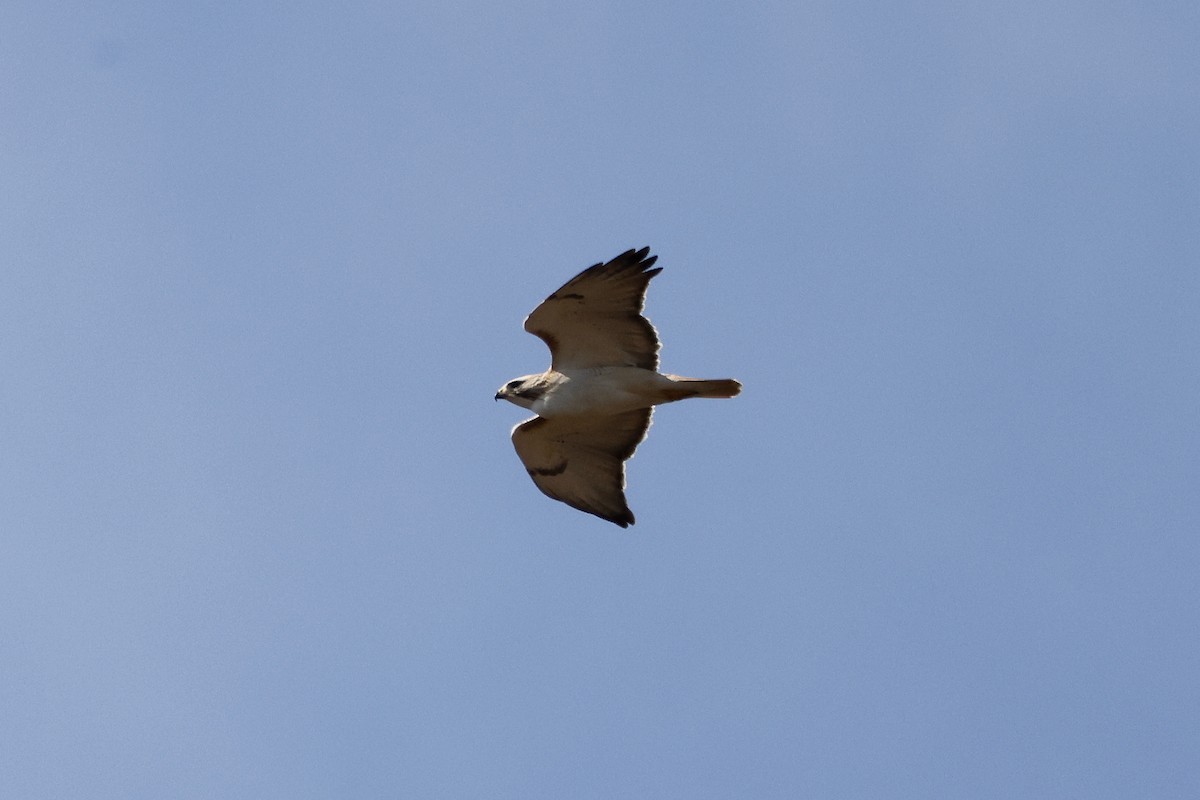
508, 381, 522, 390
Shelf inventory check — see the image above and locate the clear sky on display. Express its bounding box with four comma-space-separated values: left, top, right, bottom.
2, 2, 1198, 797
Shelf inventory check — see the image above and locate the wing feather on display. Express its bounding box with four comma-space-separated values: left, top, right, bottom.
510, 409, 653, 527
524, 247, 662, 371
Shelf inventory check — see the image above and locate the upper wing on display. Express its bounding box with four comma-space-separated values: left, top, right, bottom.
510, 408, 654, 528
524, 247, 663, 371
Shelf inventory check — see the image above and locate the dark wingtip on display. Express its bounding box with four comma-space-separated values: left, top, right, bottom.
610, 247, 656, 269
632, 246, 656, 269
596, 507, 635, 528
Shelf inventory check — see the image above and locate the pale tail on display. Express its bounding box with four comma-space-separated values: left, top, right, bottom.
662, 375, 742, 401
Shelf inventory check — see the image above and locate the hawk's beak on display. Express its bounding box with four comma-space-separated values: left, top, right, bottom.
494, 392, 502, 401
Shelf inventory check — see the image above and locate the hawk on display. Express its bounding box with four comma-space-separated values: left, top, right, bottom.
495, 247, 741, 527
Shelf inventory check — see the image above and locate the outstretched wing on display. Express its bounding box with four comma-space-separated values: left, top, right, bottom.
510, 409, 654, 527
524, 247, 663, 371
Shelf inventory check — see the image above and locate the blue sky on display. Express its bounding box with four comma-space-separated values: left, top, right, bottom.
2, 1, 1198, 797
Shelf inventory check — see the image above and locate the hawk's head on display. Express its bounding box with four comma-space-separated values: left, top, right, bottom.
495, 374, 552, 409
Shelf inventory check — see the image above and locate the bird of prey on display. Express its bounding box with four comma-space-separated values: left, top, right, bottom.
495, 247, 741, 527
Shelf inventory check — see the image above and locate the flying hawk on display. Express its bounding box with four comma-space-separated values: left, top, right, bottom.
495, 247, 741, 527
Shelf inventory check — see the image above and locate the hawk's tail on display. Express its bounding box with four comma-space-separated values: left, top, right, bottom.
662, 376, 742, 400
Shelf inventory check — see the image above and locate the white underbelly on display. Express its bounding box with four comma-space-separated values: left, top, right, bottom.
531, 367, 664, 418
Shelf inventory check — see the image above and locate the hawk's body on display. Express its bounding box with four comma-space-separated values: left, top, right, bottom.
495, 248, 740, 527
503, 366, 726, 419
